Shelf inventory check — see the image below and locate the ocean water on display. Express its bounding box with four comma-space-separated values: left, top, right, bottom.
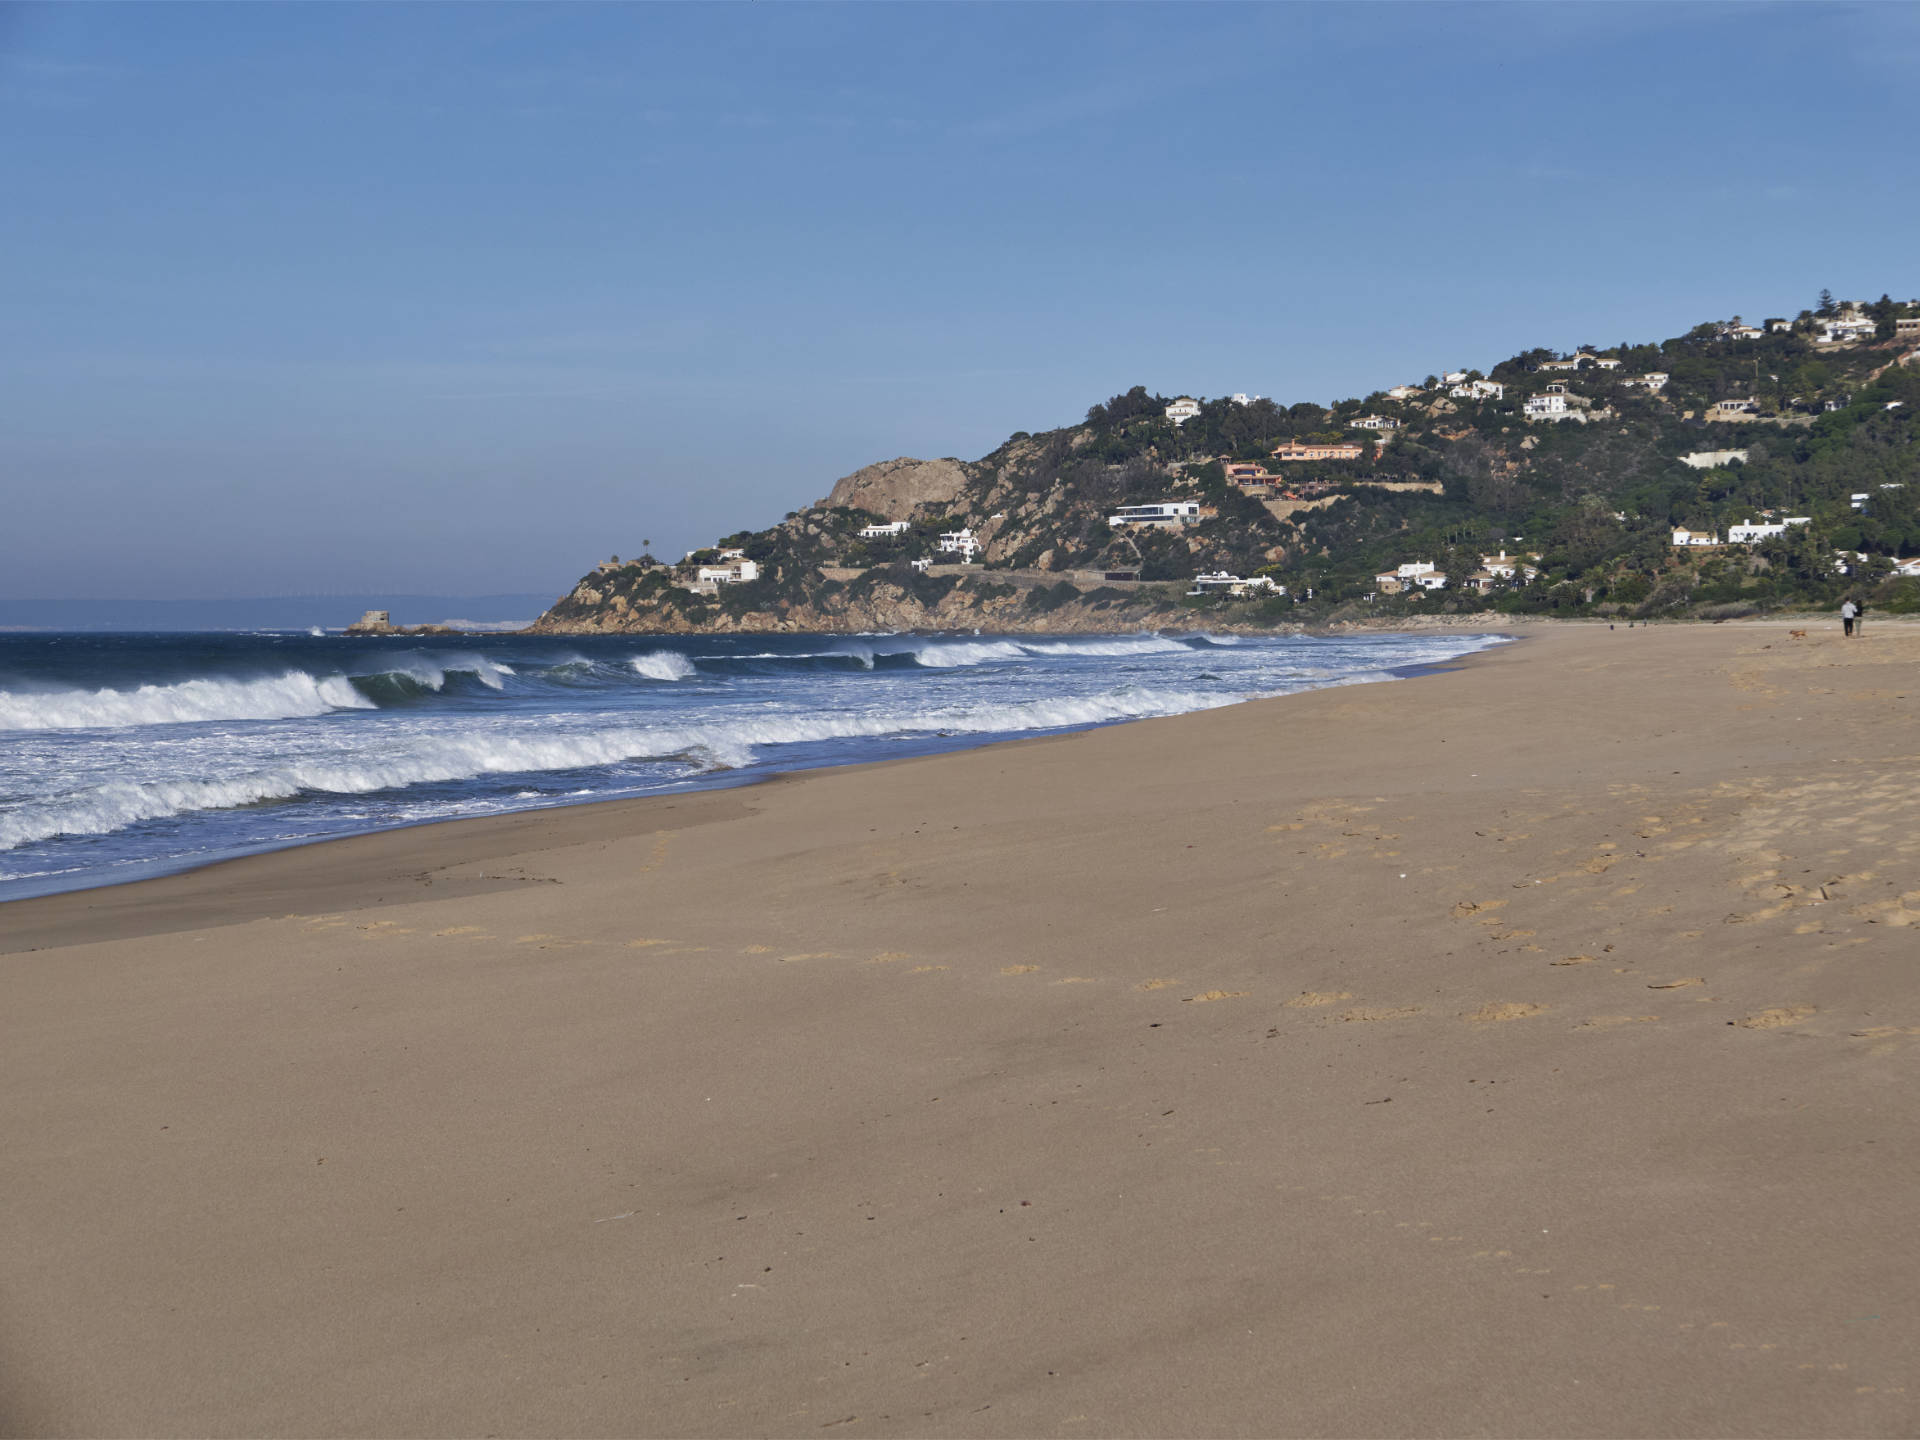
0, 629, 1505, 901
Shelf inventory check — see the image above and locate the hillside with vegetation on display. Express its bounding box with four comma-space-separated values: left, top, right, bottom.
531, 292, 1920, 634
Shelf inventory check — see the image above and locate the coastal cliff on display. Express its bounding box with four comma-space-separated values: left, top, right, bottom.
531, 293, 1920, 635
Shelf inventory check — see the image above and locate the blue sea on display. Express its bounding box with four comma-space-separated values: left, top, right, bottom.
0, 629, 1505, 901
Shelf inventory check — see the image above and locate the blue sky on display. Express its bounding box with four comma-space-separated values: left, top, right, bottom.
3, 2, 1917, 600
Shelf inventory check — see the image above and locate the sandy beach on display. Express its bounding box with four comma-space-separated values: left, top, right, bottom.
3, 620, 1917, 1438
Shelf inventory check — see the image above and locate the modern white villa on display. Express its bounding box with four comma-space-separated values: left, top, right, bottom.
1165, 398, 1202, 426
1108, 502, 1202, 528
1187, 571, 1283, 598
859, 521, 911, 539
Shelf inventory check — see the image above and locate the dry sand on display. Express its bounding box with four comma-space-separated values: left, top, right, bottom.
3, 621, 1918, 1438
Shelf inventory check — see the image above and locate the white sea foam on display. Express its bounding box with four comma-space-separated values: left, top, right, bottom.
630, 651, 697, 682
0, 685, 1235, 850
0, 671, 374, 732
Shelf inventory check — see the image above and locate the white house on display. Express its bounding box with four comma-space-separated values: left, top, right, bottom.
1593, 357, 1622, 370
1479, 549, 1539, 583
1442, 370, 1469, 385
1679, 449, 1749, 470
1817, 318, 1877, 344
1894, 557, 1920, 577
1386, 385, 1425, 400
1727, 517, 1811, 545
1187, 571, 1283, 598
1672, 528, 1721, 547
695, 558, 763, 585
936, 528, 980, 561
1350, 415, 1401, 431
1623, 371, 1670, 392
1450, 380, 1504, 401
1523, 393, 1570, 420
1373, 560, 1447, 594
858, 521, 911, 539
1108, 502, 1201, 528
1538, 356, 1584, 372
1229, 393, 1262, 407
1851, 492, 1872, 510
1165, 397, 1203, 426
1706, 398, 1761, 421
1722, 324, 1764, 341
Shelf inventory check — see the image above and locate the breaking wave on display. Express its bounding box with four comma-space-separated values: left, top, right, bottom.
630, 651, 697, 682
0, 685, 1231, 850
0, 671, 374, 731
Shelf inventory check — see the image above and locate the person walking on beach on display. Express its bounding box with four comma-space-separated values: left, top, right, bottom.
1841, 598, 1858, 637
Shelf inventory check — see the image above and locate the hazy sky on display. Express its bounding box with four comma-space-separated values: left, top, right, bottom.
4, 2, 1917, 600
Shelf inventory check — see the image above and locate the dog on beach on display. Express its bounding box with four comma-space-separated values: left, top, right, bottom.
1789, 629, 1808, 639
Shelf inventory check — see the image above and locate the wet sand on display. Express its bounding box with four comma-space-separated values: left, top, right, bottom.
3, 621, 1917, 1438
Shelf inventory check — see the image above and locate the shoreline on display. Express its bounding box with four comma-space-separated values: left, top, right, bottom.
0, 627, 1513, 914
5, 620, 1918, 1436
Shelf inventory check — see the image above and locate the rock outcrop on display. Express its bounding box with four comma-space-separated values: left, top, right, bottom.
817, 457, 972, 518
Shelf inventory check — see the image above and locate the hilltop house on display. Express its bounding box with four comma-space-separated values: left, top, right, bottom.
1107, 502, 1201, 528
1524, 393, 1593, 422
1706, 398, 1761, 422
1671, 528, 1721, 547
1624, 372, 1670, 392
1386, 385, 1425, 400
1229, 393, 1262, 407
1449, 379, 1504, 401
1727, 517, 1811, 544
1222, 462, 1271, 486
1897, 317, 1920, 339
1680, 448, 1749, 469
1817, 317, 1877, 344
1271, 439, 1365, 462
1349, 415, 1401, 431
1894, 557, 1920, 577
1165, 397, 1203, 426
1592, 357, 1622, 370
692, 557, 763, 590
936, 528, 980, 561
858, 521, 911, 539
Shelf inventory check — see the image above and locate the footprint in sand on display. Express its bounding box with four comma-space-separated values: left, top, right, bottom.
739, 944, 773, 954
1283, 991, 1353, 1008
868, 952, 912, 965
1001, 965, 1040, 976
1647, 977, 1705, 989
434, 925, 489, 938
1137, 978, 1180, 991
1734, 1005, 1816, 1029
1551, 955, 1597, 966
779, 952, 838, 963
1184, 990, 1249, 1003
1464, 1002, 1547, 1023
909, 964, 948, 974
1577, 1014, 1660, 1029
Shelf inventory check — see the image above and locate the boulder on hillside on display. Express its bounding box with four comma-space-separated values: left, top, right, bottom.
817, 457, 970, 519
